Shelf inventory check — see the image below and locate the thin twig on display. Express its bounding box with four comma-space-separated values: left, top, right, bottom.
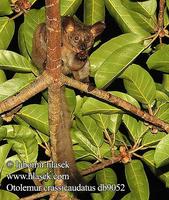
81, 157, 121, 176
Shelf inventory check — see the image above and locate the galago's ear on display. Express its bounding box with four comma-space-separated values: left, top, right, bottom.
90, 21, 105, 37
62, 16, 75, 33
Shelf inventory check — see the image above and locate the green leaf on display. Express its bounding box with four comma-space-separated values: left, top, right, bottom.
0, 75, 35, 101
142, 131, 166, 146
121, 0, 157, 18
61, 0, 82, 16
23, 8, 45, 56
96, 168, 117, 200
4, 125, 38, 163
92, 193, 103, 200
74, 130, 98, 156
0, 144, 12, 170
142, 150, 155, 169
90, 33, 144, 75
91, 114, 110, 131
65, 87, 76, 113
0, 0, 13, 15
84, 0, 105, 25
125, 160, 149, 200
18, 23, 30, 58
156, 102, 169, 123
76, 161, 95, 182
95, 43, 145, 88
115, 131, 131, 147
156, 90, 169, 102
81, 91, 140, 115
108, 114, 122, 134
0, 127, 7, 140
18, 104, 49, 135
0, 155, 22, 182
0, 190, 19, 200
147, 45, 169, 73
73, 145, 93, 160
121, 193, 132, 200
128, 10, 156, 33
163, 74, 169, 92
143, 150, 169, 188
0, 17, 14, 49
0, 50, 35, 72
154, 134, 169, 167
0, 70, 6, 83
76, 116, 104, 147
122, 64, 156, 106
105, 0, 149, 35
100, 143, 112, 159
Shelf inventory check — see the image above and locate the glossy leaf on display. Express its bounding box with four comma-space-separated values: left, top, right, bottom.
84, 0, 105, 25
74, 130, 98, 156
91, 114, 110, 131
65, 87, 76, 113
18, 104, 49, 135
81, 91, 140, 115
105, 0, 148, 35
0, 70, 6, 83
0, 127, 7, 140
76, 116, 104, 147
0, 50, 34, 72
122, 64, 156, 106
0, 17, 14, 49
155, 103, 169, 123
73, 145, 93, 160
0, 190, 19, 200
123, 115, 149, 142
125, 160, 149, 200
100, 143, 112, 159
96, 168, 117, 200
142, 131, 166, 146
108, 114, 122, 134
0, 144, 12, 170
76, 161, 95, 182
18, 24, 30, 58
142, 150, 155, 169
163, 74, 169, 92
61, 0, 82, 16
154, 134, 169, 167
90, 33, 145, 75
121, 193, 132, 200
0, 0, 12, 15
143, 150, 169, 188
0, 155, 22, 182
4, 125, 38, 163
95, 43, 145, 88
121, 0, 157, 18
147, 45, 169, 73
23, 8, 45, 56
128, 10, 156, 33
0, 75, 35, 101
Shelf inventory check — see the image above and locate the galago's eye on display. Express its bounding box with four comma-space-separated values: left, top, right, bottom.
74, 36, 79, 42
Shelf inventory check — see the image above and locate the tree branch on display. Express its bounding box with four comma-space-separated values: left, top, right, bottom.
0, 72, 53, 114
62, 74, 169, 133
158, 0, 165, 29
